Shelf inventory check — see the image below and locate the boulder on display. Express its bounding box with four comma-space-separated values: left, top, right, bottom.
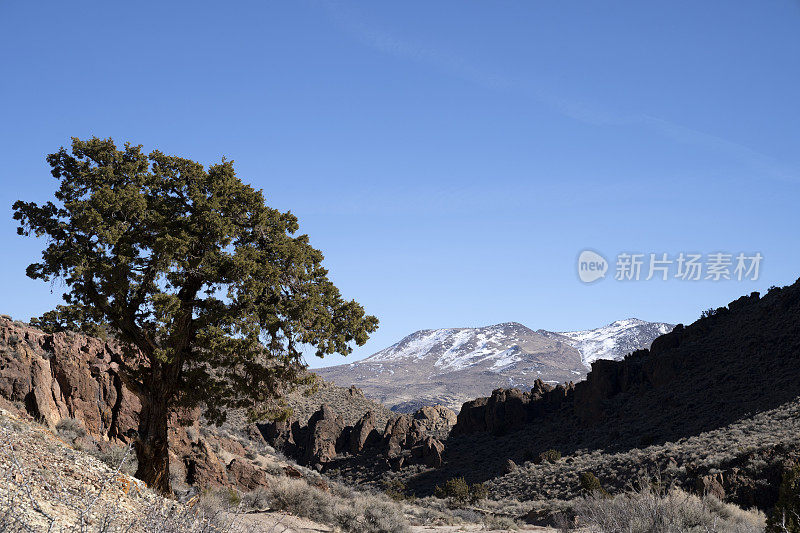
184, 437, 228, 486
420, 436, 445, 468
227, 458, 266, 490
384, 414, 412, 456
301, 404, 345, 466
696, 473, 725, 500
413, 405, 457, 432
349, 411, 380, 454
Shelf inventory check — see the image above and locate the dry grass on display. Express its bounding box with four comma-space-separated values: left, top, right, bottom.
239, 474, 408, 533
571, 478, 765, 533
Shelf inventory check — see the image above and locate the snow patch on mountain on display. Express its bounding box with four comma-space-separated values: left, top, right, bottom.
366, 323, 534, 373
366, 328, 458, 362
489, 346, 523, 371
558, 318, 674, 368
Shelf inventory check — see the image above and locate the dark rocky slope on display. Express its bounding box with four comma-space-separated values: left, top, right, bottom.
398, 281, 800, 510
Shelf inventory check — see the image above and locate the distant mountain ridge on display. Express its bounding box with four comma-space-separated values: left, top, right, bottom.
316, 318, 673, 412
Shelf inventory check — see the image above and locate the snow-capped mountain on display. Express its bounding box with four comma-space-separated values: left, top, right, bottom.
541, 318, 675, 368
316, 319, 673, 412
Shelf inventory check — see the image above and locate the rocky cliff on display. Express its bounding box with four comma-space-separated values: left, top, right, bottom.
453, 285, 800, 442
0, 315, 450, 494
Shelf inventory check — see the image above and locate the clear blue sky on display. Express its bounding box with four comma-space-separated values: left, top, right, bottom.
1, 1, 799, 368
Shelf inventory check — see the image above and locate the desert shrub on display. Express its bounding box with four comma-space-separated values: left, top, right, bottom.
469, 482, 489, 503
360, 498, 409, 533
434, 477, 470, 505
767, 462, 800, 532
537, 449, 562, 464
449, 508, 482, 522
55, 417, 87, 443
268, 477, 329, 519
483, 514, 518, 530
575, 484, 764, 533
240, 487, 270, 511
256, 475, 408, 533
579, 472, 607, 496
89, 444, 137, 476
383, 478, 410, 501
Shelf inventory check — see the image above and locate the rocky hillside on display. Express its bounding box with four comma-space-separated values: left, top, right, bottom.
0, 315, 578, 531
317, 319, 672, 412
0, 406, 339, 532
0, 315, 433, 493
373, 281, 800, 513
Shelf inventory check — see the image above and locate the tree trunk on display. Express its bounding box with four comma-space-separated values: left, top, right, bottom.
134, 390, 172, 496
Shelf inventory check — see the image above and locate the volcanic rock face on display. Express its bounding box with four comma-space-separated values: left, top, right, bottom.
0, 318, 140, 439
258, 403, 454, 471
317, 320, 673, 412
454, 380, 574, 435
451, 290, 799, 438
0, 318, 247, 488
349, 411, 380, 454
413, 405, 458, 433
301, 404, 345, 466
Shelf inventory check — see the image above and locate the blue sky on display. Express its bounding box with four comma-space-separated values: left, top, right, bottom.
1, 1, 799, 368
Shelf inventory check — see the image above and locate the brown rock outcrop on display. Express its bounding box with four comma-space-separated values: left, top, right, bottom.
412, 405, 457, 433
301, 404, 345, 466
0, 318, 140, 440
384, 414, 412, 456
349, 411, 379, 454
417, 436, 445, 468
0, 318, 267, 491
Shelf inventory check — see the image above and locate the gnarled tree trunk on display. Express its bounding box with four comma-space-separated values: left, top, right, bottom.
134, 388, 172, 496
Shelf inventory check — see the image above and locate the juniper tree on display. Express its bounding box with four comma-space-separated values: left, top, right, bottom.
13, 137, 379, 495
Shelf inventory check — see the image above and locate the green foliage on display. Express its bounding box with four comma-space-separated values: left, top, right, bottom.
538, 449, 562, 464
579, 472, 608, 496
383, 479, 410, 502
13, 137, 379, 491
701, 307, 718, 319
469, 482, 489, 503
434, 477, 486, 506
30, 306, 109, 339
767, 462, 800, 532
435, 477, 470, 505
